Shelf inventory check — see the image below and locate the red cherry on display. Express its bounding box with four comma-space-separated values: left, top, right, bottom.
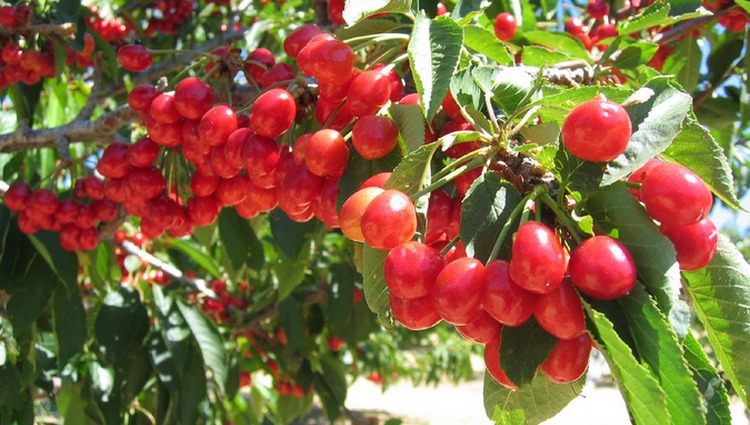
245, 47, 276, 83
117, 44, 153, 72
59, 224, 81, 251
534, 278, 586, 340
310, 39, 354, 84
127, 137, 161, 168
359, 172, 392, 190
97, 143, 132, 179
4, 181, 32, 211
360, 190, 417, 250
283, 23, 322, 58
279, 164, 325, 206
569, 235, 637, 300
56, 199, 79, 224
78, 227, 100, 251
174, 77, 215, 120
509, 221, 566, 294
92, 198, 119, 222
390, 293, 442, 330
640, 163, 713, 226
146, 116, 183, 147
493, 12, 517, 41
128, 84, 160, 112
83, 175, 105, 200
223, 128, 251, 170
199, 104, 238, 147
540, 334, 592, 384
345, 69, 392, 117
296, 33, 335, 76
455, 311, 502, 344
626, 157, 663, 200
352, 115, 400, 160
587, 0, 610, 19
482, 259, 537, 327
187, 196, 221, 226
315, 97, 355, 130
242, 134, 280, 179
74, 204, 98, 229
339, 187, 384, 242
305, 129, 349, 177
126, 166, 165, 201
28, 189, 59, 215
214, 174, 250, 207
660, 217, 718, 271
250, 88, 297, 139
433, 257, 486, 325
483, 334, 518, 390
565, 17, 586, 36
149, 93, 182, 124
561, 96, 632, 162
328, 0, 345, 25
384, 241, 445, 299
424, 189, 452, 244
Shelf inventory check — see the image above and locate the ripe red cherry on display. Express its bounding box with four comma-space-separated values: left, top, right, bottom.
296, 33, 335, 76
482, 260, 537, 327
309, 39, 354, 84
433, 257, 486, 325
509, 221, 566, 294
565, 17, 586, 36
128, 84, 160, 112
345, 70, 392, 117
117, 44, 153, 72
539, 334, 592, 384
534, 278, 586, 340
384, 241, 445, 299
149, 93, 181, 124
283, 23, 322, 58
250, 88, 297, 139
627, 157, 662, 200
455, 311, 502, 345
339, 187, 384, 242
561, 96, 632, 162
214, 174, 250, 206
83, 175, 105, 200
259, 63, 296, 89
484, 335, 517, 390
279, 164, 325, 206
97, 143, 132, 179
352, 115, 400, 160
242, 134, 280, 180
640, 162, 713, 226
587, 0, 610, 19
360, 190, 417, 250
425, 189, 452, 243
174, 77, 215, 120
315, 97, 355, 130
327, 0, 345, 25
660, 217, 718, 271
28, 189, 59, 215
4, 181, 32, 211
199, 104, 238, 147
245, 47, 276, 82
127, 166, 165, 201
78, 227, 100, 251
569, 235, 637, 300
56, 199, 79, 224
493, 12, 517, 41
127, 137, 160, 168
92, 198, 118, 222
305, 129, 349, 176
390, 293, 442, 330
187, 196, 220, 226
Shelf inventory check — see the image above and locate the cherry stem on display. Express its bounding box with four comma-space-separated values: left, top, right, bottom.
487, 185, 546, 263
623, 181, 641, 189
538, 192, 585, 244
147, 48, 214, 58
439, 234, 461, 256
410, 152, 487, 200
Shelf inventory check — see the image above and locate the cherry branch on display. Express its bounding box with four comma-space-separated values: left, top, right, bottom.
652, 5, 740, 46
0, 22, 77, 37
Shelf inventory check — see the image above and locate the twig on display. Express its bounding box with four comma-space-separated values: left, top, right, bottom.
0, 22, 77, 37
652, 5, 740, 46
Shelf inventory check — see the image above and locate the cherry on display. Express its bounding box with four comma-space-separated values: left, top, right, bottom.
660, 217, 718, 271
104, 178, 127, 203
242, 134, 280, 180
352, 115, 400, 160
146, 116, 183, 147
360, 190, 417, 250
390, 293, 442, 330
371, 64, 404, 102
74, 204, 98, 229
127, 137, 161, 168
83, 175, 105, 200
187, 196, 221, 226
359, 172, 392, 190
442, 90, 463, 122
174, 77, 215, 120
539, 334, 592, 384
250, 88, 297, 139
339, 187, 385, 242
128, 84, 160, 112
259, 63, 296, 89
283, 23, 322, 58
345, 69, 392, 117
482, 259, 537, 327
223, 128, 251, 170
117, 44, 153, 72
292, 133, 312, 165
149, 93, 181, 124
424, 189, 452, 244
59, 224, 81, 251
318, 72, 356, 103
640, 162, 713, 226
210, 145, 242, 179
199, 104, 238, 147
4, 181, 32, 211
97, 143, 132, 179
327, 0, 345, 25
587, 0, 610, 19
534, 278, 586, 340
315, 97, 355, 131
384, 241, 445, 300
214, 174, 250, 206
304, 129, 349, 177
561, 96, 631, 162
569, 235, 637, 300
92, 198, 119, 222
28, 189, 59, 215
564, 17, 586, 36
78, 227, 100, 251
244, 181, 278, 212
126, 166, 165, 201
309, 39, 354, 84
296, 33, 335, 76
509, 221, 566, 294
455, 311, 502, 345
626, 157, 662, 200
484, 335, 517, 390
56, 199, 79, 224
493, 12, 518, 41
433, 257, 486, 325
279, 164, 325, 206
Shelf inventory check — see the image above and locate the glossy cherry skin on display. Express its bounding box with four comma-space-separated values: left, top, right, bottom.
127, 137, 160, 168
250, 88, 297, 139
283, 23, 322, 58
187, 196, 220, 226
174, 77, 215, 120
245, 47, 275, 83
384, 241, 446, 300
540, 334, 592, 384
346, 70, 392, 117
455, 311, 502, 345
627, 157, 663, 200
509, 221, 566, 294
315, 97, 356, 131
305, 129, 349, 177
561, 97, 632, 162
484, 334, 518, 390
351, 115, 399, 160
117, 44, 152, 72
587, 0, 610, 19
660, 217, 718, 271
339, 187, 385, 242
149, 93, 181, 124
640, 162, 713, 226
493, 12, 517, 41
97, 143, 132, 179
128, 84, 160, 112
433, 257, 486, 325
424, 189, 452, 244
390, 293, 442, 331
28, 189, 59, 215
569, 235, 637, 300
482, 260, 537, 327
4, 181, 32, 211
534, 278, 586, 340
199, 104, 238, 147
360, 190, 417, 251
242, 134, 280, 179
310, 39, 354, 84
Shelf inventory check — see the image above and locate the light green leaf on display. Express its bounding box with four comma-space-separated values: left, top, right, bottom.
463, 25, 514, 66
613, 42, 659, 69
177, 301, 228, 395
537, 86, 633, 124
683, 333, 733, 425
335, 18, 401, 40
408, 14, 464, 123
683, 236, 750, 406
499, 318, 557, 388
521, 45, 573, 67
523, 31, 591, 61
736, 0, 750, 13
166, 238, 222, 279
662, 37, 701, 93
473, 66, 537, 116
342, 0, 412, 25
385, 142, 440, 196
389, 103, 426, 153
361, 244, 390, 316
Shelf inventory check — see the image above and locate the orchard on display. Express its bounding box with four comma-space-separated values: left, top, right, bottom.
0, 0, 749, 424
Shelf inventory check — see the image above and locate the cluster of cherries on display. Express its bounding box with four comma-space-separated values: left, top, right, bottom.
703, 0, 750, 32
0, 2, 56, 89
143, 0, 195, 37
85, 5, 134, 43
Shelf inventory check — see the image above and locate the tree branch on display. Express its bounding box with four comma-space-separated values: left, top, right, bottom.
652, 5, 740, 46
0, 22, 77, 38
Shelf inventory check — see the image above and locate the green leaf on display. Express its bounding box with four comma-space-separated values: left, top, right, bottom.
27, 230, 78, 289
342, 0, 412, 25
662, 37, 701, 93
618, 2, 670, 35
6, 256, 56, 334
735, 0, 750, 14
683, 333, 733, 425
602, 77, 692, 186
613, 42, 659, 69
151, 286, 191, 388
520, 45, 573, 67
337, 149, 402, 210
313, 355, 348, 421
619, 286, 706, 425
584, 183, 688, 336
166, 238, 222, 279
706, 35, 744, 89
57, 382, 88, 424
499, 318, 557, 388
279, 296, 307, 352
52, 280, 86, 368
385, 142, 440, 196
473, 66, 537, 116
483, 370, 585, 425
662, 118, 741, 209
523, 30, 590, 61
57, 0, 81, 21
178, 346, 208, 425
270, 209, 319, 260
362, 244, 390, 316
177, 301, 228, 395
463, 25, 514, 66
327, 264, 356, 335
94, 287, 150, 364
389, 103, 426, 153
8, 82, 43, 125
460, 173, 523, 263
335, 18, 401, 40
683, 236, 750, 406
275, 245, 311, 303
408, 14, 464, 123
585, 303, 671, 425
218, 208, 265, 272
537, 86, 633, 124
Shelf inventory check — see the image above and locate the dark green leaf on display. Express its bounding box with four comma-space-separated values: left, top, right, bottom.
0, 365, 23, 409
362, 244, 390, 316
683, 236, 750, 406
178, 346, 208, 425
460, 173, 523, 262
6, 256, 56, 334
602, 77, 692, 186
662, 118, 741, 209
613, 42, 659, 69
695, 97, 740, 130
555, 147, 605, 193
499, 318, 557, 388
26, 231, 78, 289
523, 31, 590, 61
389, 103, 426, 153
337, 149, 402, 210
94, 287, 150, 364
385, 143, 440, 196
166, 238, 222, 279
313, 355, 348, 421
177, 301, 228, 395
279, 297, 306, 352
585, 303, 671, 425
147, 333, 181, 392
218, 208, 265, 272
57, 0, 81, 21
8, 82, 43, 126
683, 333, 733, 425
327, 264, 356, 335
270, 208, 318, 260
52, 280, 86, 368
343, 0, 412, 25
706, 35, 743, 88
483, 370, 585, 425
408, 14, 464, 123
463, 25, 514, 66
452, 0, 486, 21
57, 382, 88, 424
619, 286, 706, 425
